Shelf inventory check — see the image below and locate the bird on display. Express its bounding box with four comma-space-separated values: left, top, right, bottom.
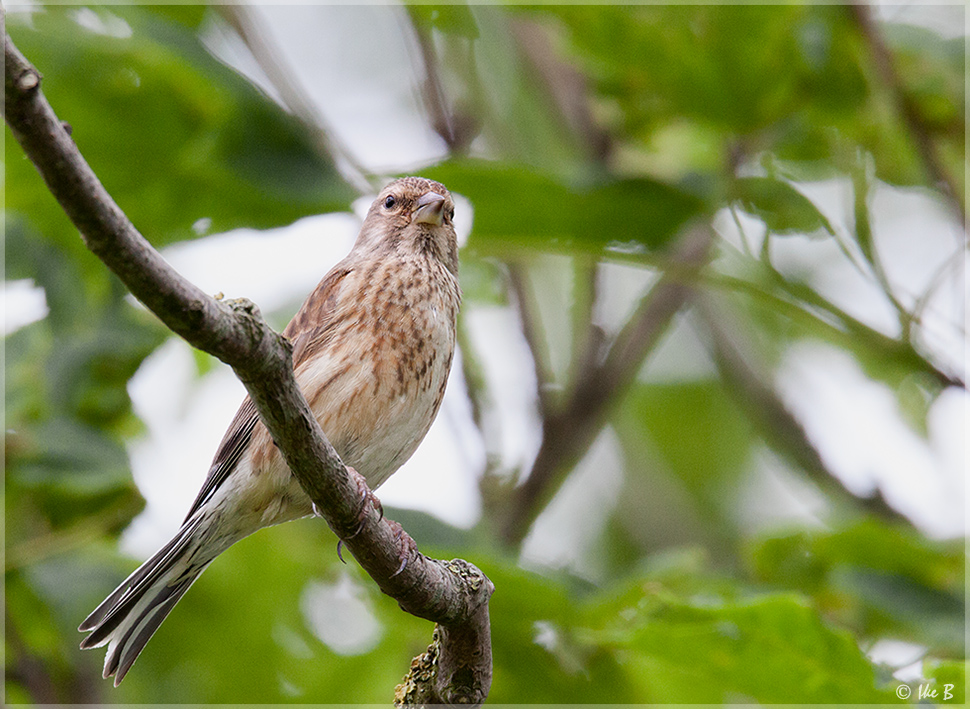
78, 176, 461, 685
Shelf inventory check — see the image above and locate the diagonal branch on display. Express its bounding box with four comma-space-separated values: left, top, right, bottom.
499, 216, 925, 547
213, 4, 373, 194
695, 295, 914, 527
848, 3, 965, 223
4, 23, 491, 705
403, 5, 481, 155
500, 223, 715, 546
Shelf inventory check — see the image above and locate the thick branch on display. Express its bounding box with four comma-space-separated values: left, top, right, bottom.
4, 25, 491, 704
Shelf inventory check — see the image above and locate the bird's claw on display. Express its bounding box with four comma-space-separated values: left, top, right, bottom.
335, 467, 383, 562
387, 519, 418, 578
348, 466, 382, 535
330, 468, 412, 575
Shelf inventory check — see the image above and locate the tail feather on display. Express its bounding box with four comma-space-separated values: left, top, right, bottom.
104, 574, 199, 686
79, 515, 212, 683
79, 515, 204, 635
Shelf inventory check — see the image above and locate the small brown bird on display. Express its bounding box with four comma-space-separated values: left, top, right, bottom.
78, 177, 461, 685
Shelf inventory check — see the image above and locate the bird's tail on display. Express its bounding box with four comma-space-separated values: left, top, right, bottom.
78, 514, 215, 685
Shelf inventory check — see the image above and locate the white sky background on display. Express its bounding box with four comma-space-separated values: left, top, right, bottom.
3, 4, 967, 567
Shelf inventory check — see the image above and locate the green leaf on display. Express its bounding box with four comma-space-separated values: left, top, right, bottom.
11, 418, 131, 493
4, 213, 111, 325
591, 590, 900, 703
535, 5, 866, 135
885, 23, 965, 135
5, 6, 356, 253
466, 6, 594, 173
747, 521, 965, 655
408, 3, 480, 39
6, 571, 71, 662
5, 571, 79, 701
485, 561, 628, 702
814, 521, 964, 591
46, 315, 166, 428
833, 568, 964, 656
615, 381, 755, 514
733, 176, 835, 235
142, 4, 210, 30
426, 159, 702, 254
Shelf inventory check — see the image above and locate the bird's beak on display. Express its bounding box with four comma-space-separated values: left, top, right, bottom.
413, 191, 446, 226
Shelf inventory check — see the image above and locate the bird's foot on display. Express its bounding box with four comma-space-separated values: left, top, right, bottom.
335, 467, 383, 563
347, 466, 383, 529
387, 519, 418, 578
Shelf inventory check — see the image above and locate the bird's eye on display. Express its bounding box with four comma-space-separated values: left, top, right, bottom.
383, 195, 397, 210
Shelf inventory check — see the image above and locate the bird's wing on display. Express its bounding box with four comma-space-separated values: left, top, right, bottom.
284, 266, 353, 368
182, 396, 259, 522
182, 266, 353, 522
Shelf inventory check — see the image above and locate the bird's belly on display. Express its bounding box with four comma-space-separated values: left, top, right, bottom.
296, 318, 453, 489
239, 371, 443, 532
345, 368, 446, 487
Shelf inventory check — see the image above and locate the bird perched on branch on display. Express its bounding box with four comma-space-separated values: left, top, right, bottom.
79, 177, 461, 685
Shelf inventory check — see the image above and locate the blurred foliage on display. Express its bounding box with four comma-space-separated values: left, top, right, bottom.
5, 2, 965, 705
6, 6, 354, 255
749, 521, 965, 657
426, 159, 702, 253
924, 659, 967, 704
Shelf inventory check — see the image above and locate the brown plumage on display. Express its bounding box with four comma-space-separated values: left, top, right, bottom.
78, 177, 461, 685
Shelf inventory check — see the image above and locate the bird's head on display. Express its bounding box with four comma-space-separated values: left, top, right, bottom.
354, 177, 458, 275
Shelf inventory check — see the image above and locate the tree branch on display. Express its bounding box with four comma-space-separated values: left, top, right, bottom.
848, 2, 965, 223
507, 261, 558, 418
4, 23, 492, 705
510, 17, 612, 163
404, 5, 481, 154
695, 295, 915, 527
500, 222, 715, 546
213, 4, 374, 194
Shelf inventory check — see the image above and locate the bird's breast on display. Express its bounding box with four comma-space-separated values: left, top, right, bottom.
296, 257, 459, 488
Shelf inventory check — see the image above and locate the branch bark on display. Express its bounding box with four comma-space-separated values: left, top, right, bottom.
4, 22, 492, 705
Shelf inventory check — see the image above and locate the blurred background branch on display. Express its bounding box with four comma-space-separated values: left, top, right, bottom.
213, 4, 373, 193
501, 222, 715, 546
695, 295, 913, 526
849, 2, 965, 222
